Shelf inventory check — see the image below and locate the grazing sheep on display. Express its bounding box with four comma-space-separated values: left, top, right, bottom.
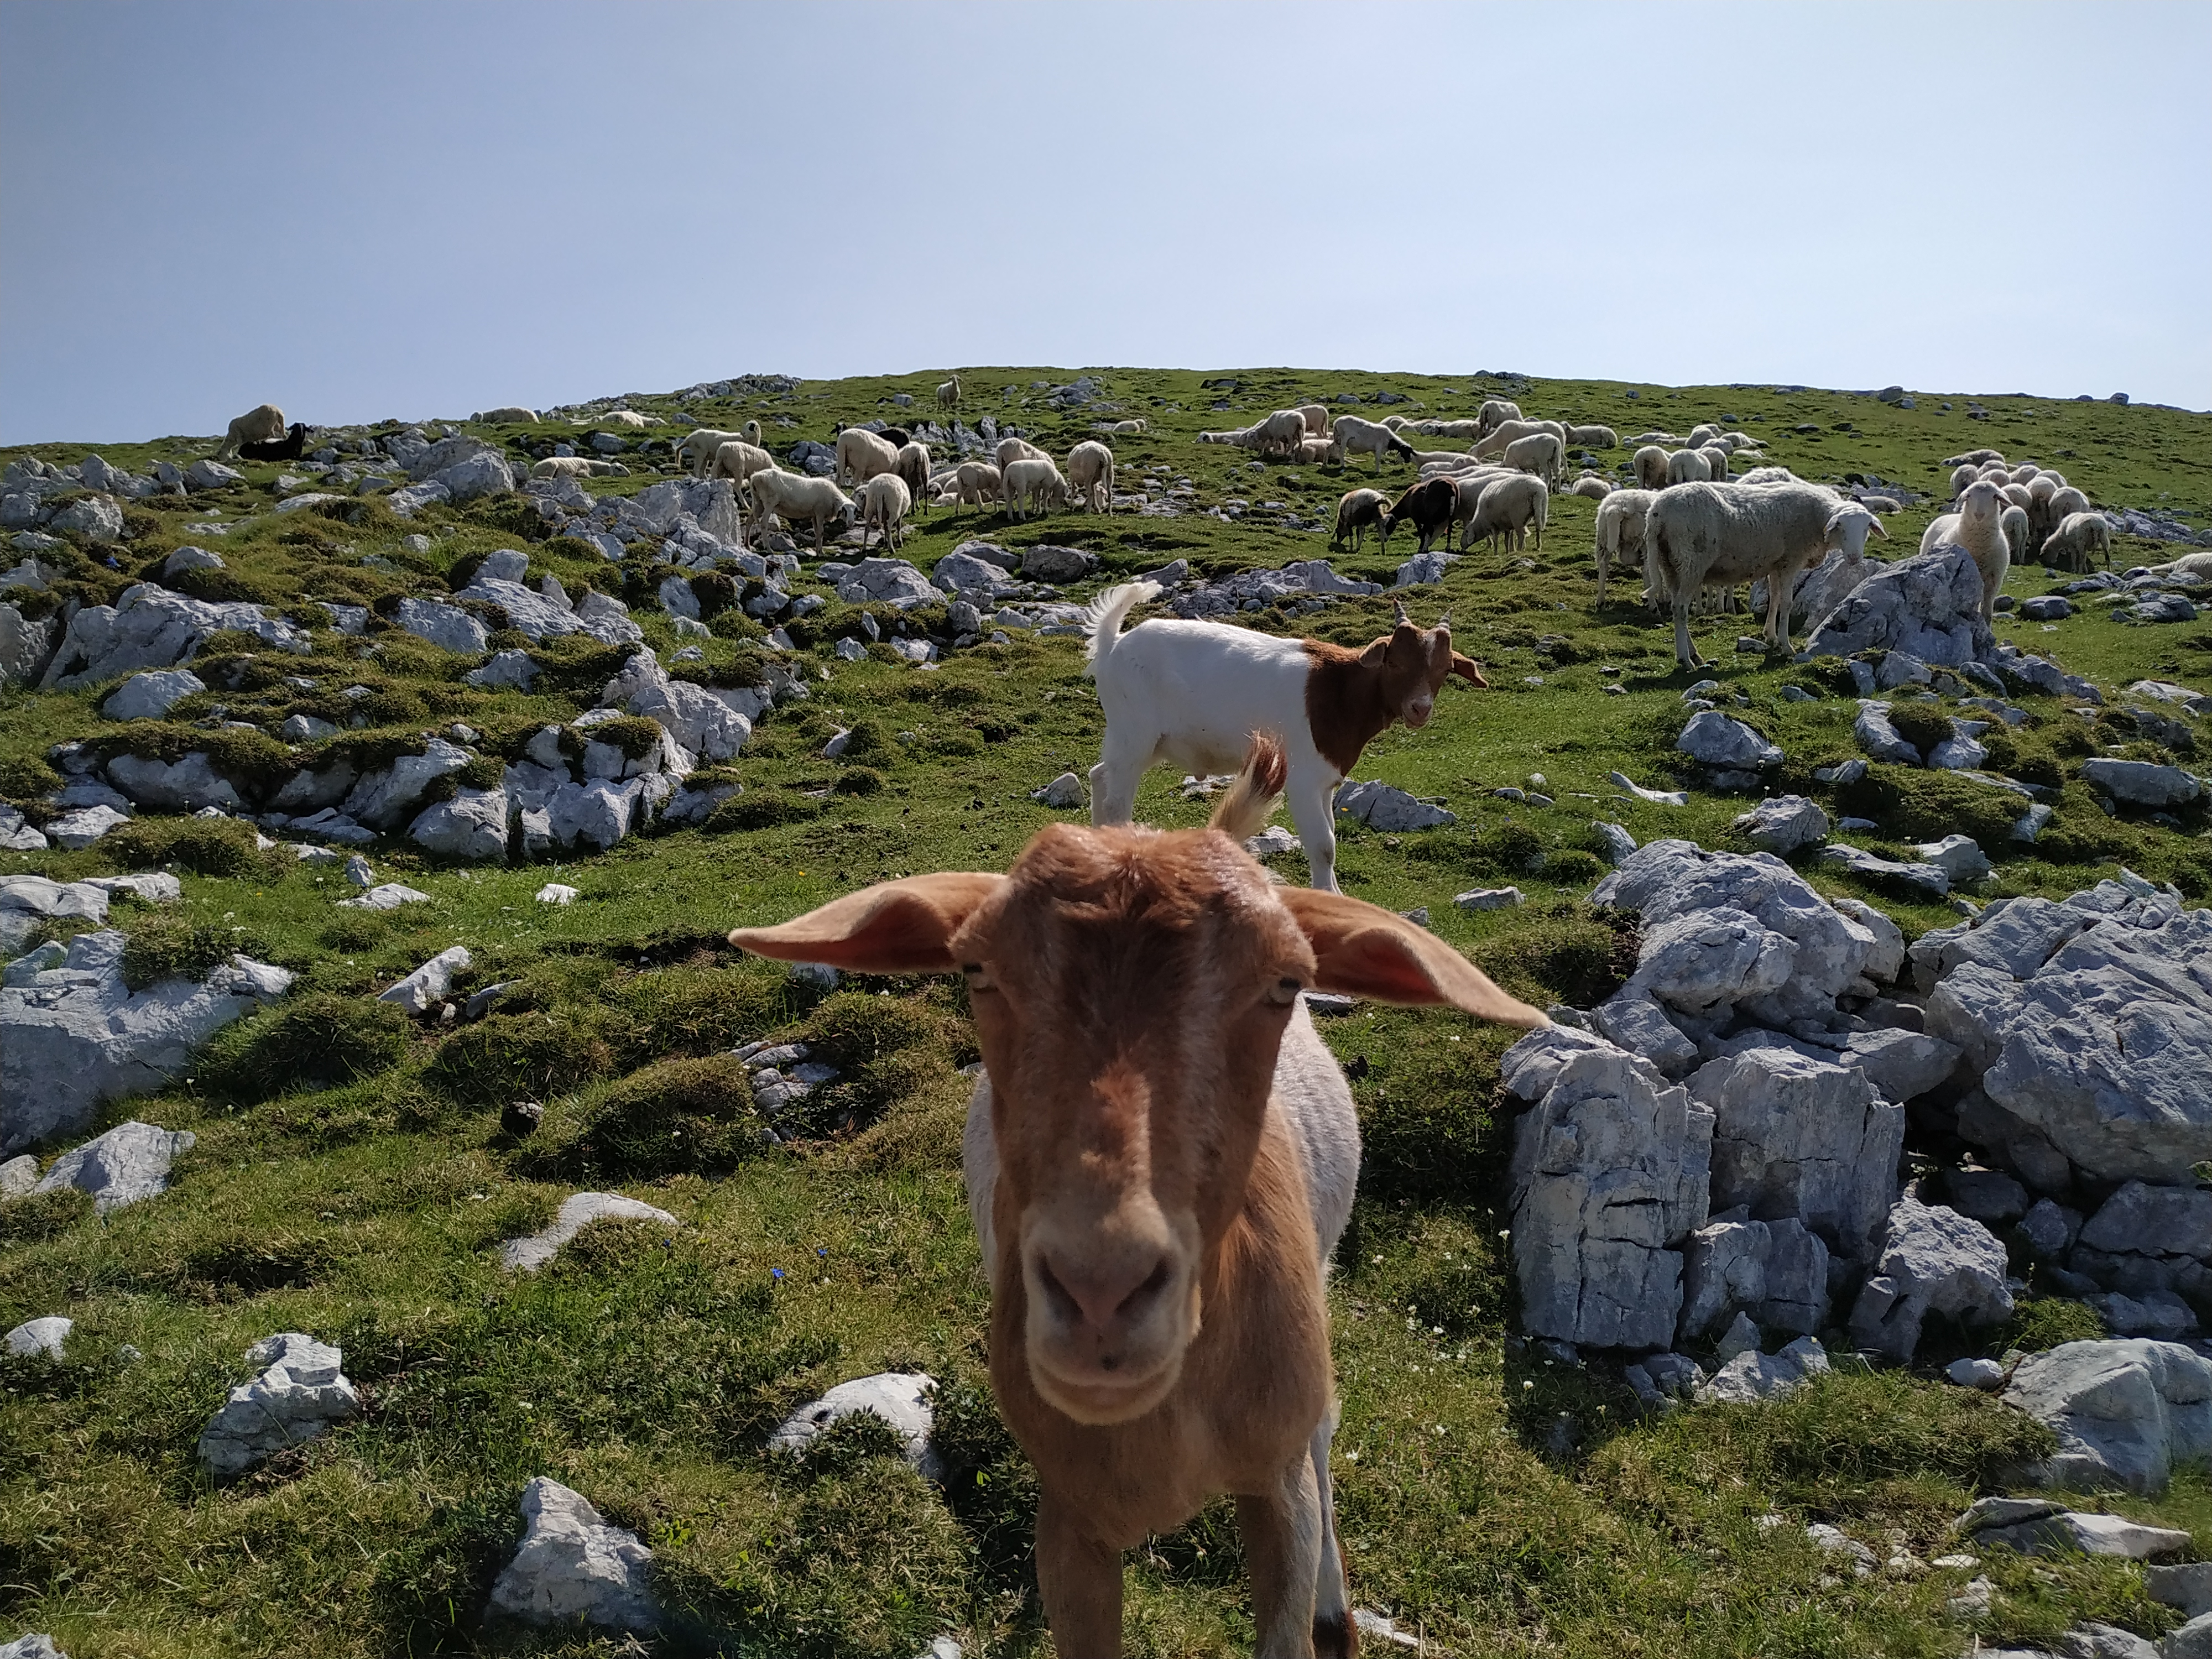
936, 374, 962, 413
2043, 510, 2112, 571
1085, 588, 1493, 895
953, 460, 1003, 509
724, 744, 1541, 1657
750, 468, 855, 554
1733, 465, 1797, 486
861, 473, 912, 551
595, 410, 653, 429
1258, 409, 1310, 455
1464, 474, 1549, 554
1665, 448, 1713, 486
836, 426, 901, 487
1004, 457, 1071, 519
678, 428, 743, 477
1999, 482, 2033, 513
1633, 445, 1670, 491
1475, 398, 1523, 436
1380, 414, 1416, 432
2010, 463, 2040, 484
1381, 476, 1459, 556
1330, 414, 1416, 472
1948, 465, 1980, 501
1296, 403, 1331, 436
476, 406, 538, 425
2046, 484, 2090, 525
893, 441, 931, 513
1917, 479, 2011, 619
1503, 431, 1564, 486
1067, 440, 1115, 514
1444, 466, 1515, 540
1563, 424, 1618, 450
709, 439, 776, 491
1687, 422, 1723, 450
1295, 436, 1339, 466
1860, 494, 1901, 514
1644, 479, 1881, 665
1418, 418, 1485, 440
215, 403, 286, 461
1331, 487, 1390, 553
2037, 469, 2067, 490
1593, 488, 1658, 607
1699, 445, 1731, 481
1469, 418, 1551, 461
237, 422, 311, 463
997, 435, 1050, 473
1566, 474, 1613, 500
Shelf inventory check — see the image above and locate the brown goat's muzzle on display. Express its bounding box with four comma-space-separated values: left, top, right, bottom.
1017, 1193, 1202, 1426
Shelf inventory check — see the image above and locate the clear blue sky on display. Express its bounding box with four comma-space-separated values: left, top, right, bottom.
3, 0, 2206, 445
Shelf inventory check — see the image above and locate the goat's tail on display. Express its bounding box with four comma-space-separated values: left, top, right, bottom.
1208, 733, 1288, 842
1081, 580, 1160, 677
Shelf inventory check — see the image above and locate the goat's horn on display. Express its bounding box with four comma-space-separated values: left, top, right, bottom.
1392, 598, 1410, 625
1438, 609, 1452, 628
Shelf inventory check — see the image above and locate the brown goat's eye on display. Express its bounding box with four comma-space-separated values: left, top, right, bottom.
1266, 977, 1302, 1006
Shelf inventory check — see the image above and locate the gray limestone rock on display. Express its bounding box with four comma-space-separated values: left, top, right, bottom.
1021, 545, 1098, 583
769, 1371, 943, 1479
393, 597, 489, 656
2147, 1563, 2212, 1619
1945, 1168, 2030, 1224
32, 1119, 196, 1213
343, 738, 472, 830
4, 1315, 71, 1359
1730, 795, 1828, 853
487, 1478, 658, 1631
1679, 1217, 1830, 1343
1819, 843, 1950, 897
1854, 700, 1928, 764
1694, 1335, 1831, 1404
1031, 771, 1084, 809
1967, 1504, 2190, 1561
1678, 711, 1782, 770
105, 750, 242, 813
197, 1332, 362, 1477
1804, 545, 1997, 666
2081, 1183, 2212, 1262
2080, 758, 2202, 808
1848, 1193, 2013, 1361
502, 1191, 680, 1272
377, 946, 472, 1016
39, 583, 307, 689
338, 883, 430, 911
836, 557, 940, 611
1590, 993, 1702, 1077
1334, 780, 1456, 831
409, 786, 509, 862
101, 668, 206, 722
1501, 1027, 1713, 1350
931, 550, 1019, 597
1591, 821, 1637, 866
602, 651, 752, 763
465, 649, 539, 690
0, 873, 111, 953
2019, 1198, 2085, 1260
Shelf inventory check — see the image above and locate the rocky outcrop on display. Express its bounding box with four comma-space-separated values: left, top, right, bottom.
1803, 545, 1996, 666
39, 584, 310, 688
2002, 1339, 2212, 1493
1847, 1192, 2013, 1361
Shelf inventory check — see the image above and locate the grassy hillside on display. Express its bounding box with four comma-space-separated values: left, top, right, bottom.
0, 367, 2206, 1657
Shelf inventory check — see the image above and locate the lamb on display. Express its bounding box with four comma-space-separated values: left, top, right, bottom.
1085, 587, 1491, 895
1067, 440, 1115, 514
860, 472, 912, 551
1633, 445, 1670, 491
953, 460, 1003, 509
936, 374, 962, 413
1295, 403, 1331, 436
1643, 478, 1884, 666
677, 429, 743, 477
1475, 397, 1523, 436
1463, 474, 1549, 554
725, 740, 1542, 1658
893, 441, 931, 513
1565, 474, 1613, 500
530, 455, 625, 480
215, 403, 286, 461
1593, 487, 1657, 607
1329, 414, 1416, 472
997, 435, 1049, 473
1665, 448, 1713, 486
749, 468, 855, 554
1380, 476, 1459, 556
2043, 510, 2112, 572
1917, 479, 2011, 619
1003, 457, 1071, 519
709, 440, 776, 490
1502, 431, 1564, 486
1331, 487, 1390, 553
237, 422, 311, 463
2147, 549, 2212, 581
836, 426, 901, 487
1295, 436, 1339, 466
1563, 424, 1618, 449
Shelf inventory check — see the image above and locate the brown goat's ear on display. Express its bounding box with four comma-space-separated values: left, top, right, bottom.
1448, 653, 1488, 686
1275, 889, 1548, 1027
727, 873, 1004, 975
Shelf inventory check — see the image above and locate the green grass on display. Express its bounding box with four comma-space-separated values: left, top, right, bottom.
1, 367, 2206, 1655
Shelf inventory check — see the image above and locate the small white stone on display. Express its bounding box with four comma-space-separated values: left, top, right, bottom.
3, 1315, 71, 1359
535, 883, 578, 905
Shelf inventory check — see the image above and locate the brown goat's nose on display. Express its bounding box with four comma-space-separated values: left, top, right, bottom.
1037, 1252, 1172, 1334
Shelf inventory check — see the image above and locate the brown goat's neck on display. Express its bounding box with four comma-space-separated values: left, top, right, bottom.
1302, 639, 1398, 779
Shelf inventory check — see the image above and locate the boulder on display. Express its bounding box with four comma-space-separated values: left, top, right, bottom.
184, 459, 243, 491
487, 1478, 658, 1632
2147, 1562, 2212, 1619
105, 750, 242, 813
0, 873, 111, 952
1501, 1027, 1713, 1350
197, 1332, 362, 1477
1853, 701, 1923, 764
392, 597, 489, 656
931, 550, 1018, 596
1803, 545, 1997, 666
343, 738, 472, 830
30, 1119, 195, 1212
0, 1634, 66, 1658
1334, 780, 1455, 831
2167, 1614, 2212, 1659
2000, 1339, 2212, 1495
466, 649, 539, 690
409, 786, 509, 862
1590, 993, 1702, 1076
1689, 1047, 1904, 1261
1730, 795, 1828, 853
502, 1191, 680, 1272
1591, 821, 1637, 866
769, 1371, 943, 1479
2020, 1197, 2085, 1260
1454, 887, 1524, 912
836, 557, 940, 611
4, 1315, 70, 1359
2080, 758, 2201, 809
377, 946, 472, 1016
1031, 771, 1084, 809
39, 583, 309, 688
338, 883, 431, 911
1678, 1215, 1830, 1342
1818, 843, 1951, 897
1945, 1168, 2030, 1224
1627, 907, 1794, 1016
0, 602, 59, 685
601, 652, 751, 763
1965, 1503, 2189, 1562
1694, 1335, 1831, 1404
3, 929, 290, 1152
102, 668, 206, 722
45, 805, 128, 850
1914, 833, 1993, 885
1021, 545, 1098, 583
549, 779, 644, 851
457, 574, 638, 648
1849, 1193, 2013, 1361
1677, 711, 1782, 770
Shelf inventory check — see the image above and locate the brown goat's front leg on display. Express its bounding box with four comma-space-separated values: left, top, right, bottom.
1238, 1451, 1325, 1658
1036, 1486, 1124, 1655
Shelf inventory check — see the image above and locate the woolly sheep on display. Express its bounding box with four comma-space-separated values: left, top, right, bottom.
2027, 474, 2058, 509
1067, 440, 1115, 514
1475, 398, 1522, 436
530, 455, 625, 480
1628, 432, 1683, 447
1566, 474, 1613, 500
709, 439, 776, 489
1633, 445, 1670, 491
1094, 419, 1146, 436
894, 441, 931, 512
997, 435, 1049, 473
1329, 414, 1415, 472
1699, 445, 1731, 481
1593, 488, 1657, 607
1407, 447, 1477, 469
216, 403, 286, 461
750, 468, 855, 554
1917, 479, 2011, 620
1445, 466, 1515, 540
2147, 549, 2212, 580
1331, 487, 1389, 553
2000, 503, 2030, 560
2010, 463, 2040, 484
1733, 465, 1798, 486
1665, 448, 1713, 486
836, 427, 900, 487
1380, 414, 1416, 432
936, 374, 962, 413
1463, 474, 1548, 554
1944, 448, 2005, 468
678, 429, 743, 477
1860, 494, 1901, 514
1003, 456, 1071, 519
1503, 431, 1564, 486
1470, 419, 1553, 460
477, 406, 538, 424
953, 460, 1003, 509
1719, 432, 1762, 452
2046, 484, 2090, 521
1258, 409, 1310, 455
2038, 469, 2067, 490
1296, 404, 1331, 436
1563, 424, 1618, 450
742, 420, 764, 446
860, 472, 912, 551
1643, 479, 1879, 665
1687, 423, 1723, 449
1419, 418, 1485, 440
1295, 436, 1338, 465
1949, 465, 1979, 500
2043, 510, 2112, 571
594, 410, 653, 429
1999, 482, 2033, 512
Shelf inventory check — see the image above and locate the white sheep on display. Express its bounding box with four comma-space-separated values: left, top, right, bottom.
894, 441, 931, 513
1408, 447, 1478, 469
1665, 448, 1713, 486
1444, 466, 1515, 540
1949, 464, 1980, 500
1419, 418, 1485, 440
861, 473, 912, 551
1094, 419, 1146, 436
1003, 457, 1070, 519
594, 409, 653, 429
1944, 448, 2006, 468
1329, 415, 1415, 472
1463, 474, 1549, 554
1475, 398, 1522, 436
2043, 510, 2112, 571
2000, 503, 2030, 561
1295, 436, 1339, 465
1067, 440, 1115, 513
1633, 445, 1670, 491
1563, 424, 1618, 450
1644, 479, 1880, 665
836, 426, 901, 486
742, 419, 764, 446
1733, 465, 1798, 486
710, 439, 776, 489
1503, 431, 1564, 486
954, 460, 1003, 509
1593, 488, 1657, 607
996, 435, 1049, 473
529, 456, 625, 480
2009, 463, 2041, 484
1380, 414, 1416, 432
750, 468, 855, 554
678, 428, 743, 477
2046, 484, 2090, 523
1296, 404, 1331, 436
1999, 482, 2033, 512
936, 374, 962, 413
1917, 479, 2011, 620
1700, 444, 1731, 481
1686, 423, 1723, 449
1470, 419, 1552, 460
216, 403, 286, 461
477, 406, 539, 424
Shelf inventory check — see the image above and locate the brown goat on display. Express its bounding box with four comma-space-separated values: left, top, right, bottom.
731, 744, 1546, 1655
